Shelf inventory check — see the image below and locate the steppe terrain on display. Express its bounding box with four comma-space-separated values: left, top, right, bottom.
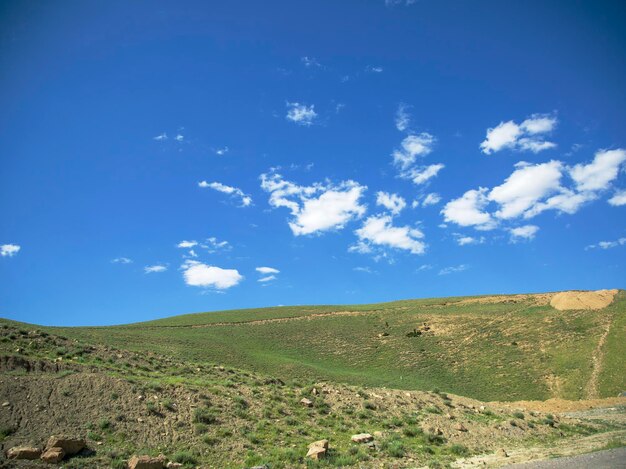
0, 290, 624, 468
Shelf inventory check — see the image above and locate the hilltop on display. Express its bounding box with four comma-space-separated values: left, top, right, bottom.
43, 289, 626, 401
0, 290, 624, 468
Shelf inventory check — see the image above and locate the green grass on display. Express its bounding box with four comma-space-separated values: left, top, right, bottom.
3, 291, 625, 401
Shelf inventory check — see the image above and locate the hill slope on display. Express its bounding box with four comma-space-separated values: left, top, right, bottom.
31, 289, 626, 402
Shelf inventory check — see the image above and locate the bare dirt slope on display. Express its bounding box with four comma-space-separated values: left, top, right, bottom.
550, 290, 618, 311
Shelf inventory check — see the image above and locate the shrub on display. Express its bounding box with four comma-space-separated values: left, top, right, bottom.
513, 411, 525, 420
449, 444, 469, 456
193, 408, 217, 425
173, 450, 197, 465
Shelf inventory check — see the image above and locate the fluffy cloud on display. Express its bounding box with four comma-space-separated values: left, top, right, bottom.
258, 275, 276, 283
608, 190, 626, 206
438, 264, 468, 275
489, 161, 563, 219
480, 114, 557, 155
392, 134, 435, 170
286, 102, 317, 126
403, 164, 445, 185
422, 193, 441, 207
454, 234, 484, 246
570, 149, 626, 192
586, 237, 626, 250
256, 266, 280, 274
376, 191, 406, 215
442, 148, 626, 236
509, 225, 539, 242
1, 244, 21, 257
177, 240, 198, 249
352, 215, 425, 255
111, 257, 132, 264
260, 172, 367, 236
144, 264, 167, 273
441, 188, 495, 230
390, 107, 444, 185
199, 181, 252, 207
395, 103, 411, 131
181, 260, 243, 289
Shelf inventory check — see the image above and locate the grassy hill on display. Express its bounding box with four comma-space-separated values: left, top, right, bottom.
27, 290, 626, 402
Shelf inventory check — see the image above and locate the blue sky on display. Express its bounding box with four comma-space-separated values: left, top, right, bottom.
1, 0, 625, 326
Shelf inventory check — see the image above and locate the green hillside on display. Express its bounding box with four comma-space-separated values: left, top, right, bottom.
28, 290, 625, 402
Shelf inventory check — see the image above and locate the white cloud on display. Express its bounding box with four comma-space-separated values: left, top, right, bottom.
480, 114, 557, 155
608, 189, 626, 206
353, 214, 425, 255
454, 234, 484, 246
509, 225, 539, 242
586, 237, 626, 250
153, 133, 167, 141
392, 133, 435, 170
177, 240, 198, 249
442, 149, 625, 237
181, 260, 243, 289
1, 244, 21, 257
175, 134, 184, 142
215, 147, 229, 156
256, 266, 280, 274
366, 65, 384, 73
301, 56, 321, 68
353, 266, 375, 273
395, 103, 411, 132
199, 181, 253, 207
258, 275, 276, 283
376, 191, 406, 215
441, 188, 495, 230
111, 257, 132, 264
260, 172, 367, 236
201, 237, 231, 252
417, 264, 432, 271
286, 102, 317, 126
403, 163, 445, 185
422, 193, 441, 207
489, 161, 563, 219
390, 111, 443, 185
438, 264, 468, 275
145, 264, 167, 273
569, 149, 626, 192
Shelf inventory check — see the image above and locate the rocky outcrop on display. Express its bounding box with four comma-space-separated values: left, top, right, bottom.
41, 447, 65, 463
306, 439, 328, 460
127, 454, 168, 469
45, 436, 85, 455
351, 433, 374, 443
6, 446, 42, 460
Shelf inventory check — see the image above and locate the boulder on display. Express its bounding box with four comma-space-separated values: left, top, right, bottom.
351, 433, 374, 443
128, 454, 168, 469
306, 439, 329, 460
166, 463, 183, 469
46, 436, 85, 455
41, 447, 65, 463
300, 397, 313, 407
7, 446, 42, 460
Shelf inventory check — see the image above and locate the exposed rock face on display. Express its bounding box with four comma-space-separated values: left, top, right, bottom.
128, 454, 168, 469
46, 436, 85, 455
306, 439, 329, 460
351, 433, 374, 443
300, 397, 313, 407
41, 447, 65, 463
6, 446, 42, 460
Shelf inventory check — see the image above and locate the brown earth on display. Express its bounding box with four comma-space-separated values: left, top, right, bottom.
549, 290, 618, 311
